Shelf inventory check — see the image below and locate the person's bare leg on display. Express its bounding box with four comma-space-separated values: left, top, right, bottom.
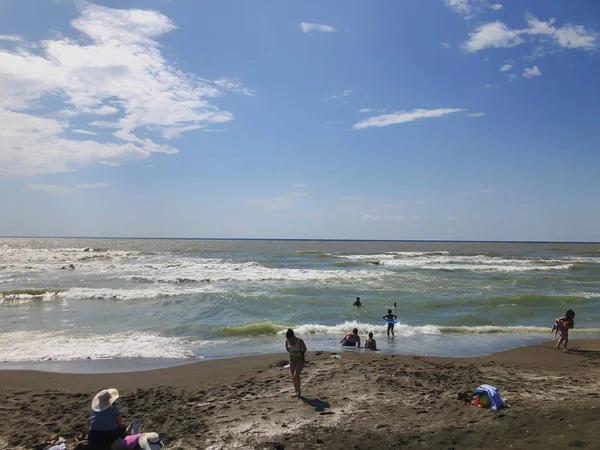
295, 365, 304, 397
391, 325, 395, 337
563, 337, 569, 352
556, 337, 564, 349
290, 365, 298, 396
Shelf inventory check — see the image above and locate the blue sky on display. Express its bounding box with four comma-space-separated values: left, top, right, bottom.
0, 0, 599, 241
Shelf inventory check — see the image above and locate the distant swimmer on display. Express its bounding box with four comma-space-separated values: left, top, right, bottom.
393, 301, 397, 309
365, 332, 378, 351
353, 297, 362, 308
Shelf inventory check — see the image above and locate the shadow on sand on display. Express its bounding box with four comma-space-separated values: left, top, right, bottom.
300, 396, 331, 413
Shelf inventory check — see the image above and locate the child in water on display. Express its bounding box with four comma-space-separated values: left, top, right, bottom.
383, 309, 398, 337
365, 332, 378, 351
555, 309, 575, 352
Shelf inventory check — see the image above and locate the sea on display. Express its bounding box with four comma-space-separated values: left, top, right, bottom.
1, 238, 599, 373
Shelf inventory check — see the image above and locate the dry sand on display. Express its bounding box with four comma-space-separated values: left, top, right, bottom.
2, 340, 600, 449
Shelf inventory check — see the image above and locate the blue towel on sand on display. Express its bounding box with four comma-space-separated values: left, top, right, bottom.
473, 384, 509, 410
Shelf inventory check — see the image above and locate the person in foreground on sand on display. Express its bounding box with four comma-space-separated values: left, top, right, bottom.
383, 309, 398, 337
365, 332, 378, 351
341, 328, 361, 347
285, 328, 307, 398
555, 309, 575, 352
89, 388, 127, 448
353, 297, 362, 308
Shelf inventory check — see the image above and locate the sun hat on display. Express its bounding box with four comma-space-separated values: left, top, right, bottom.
139, 433, 164, 450
91, 388, 119, 412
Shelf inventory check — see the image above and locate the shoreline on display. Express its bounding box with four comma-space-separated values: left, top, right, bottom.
2, 339, 600, 449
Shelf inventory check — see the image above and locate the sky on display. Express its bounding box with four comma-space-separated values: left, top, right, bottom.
0, 0, 599, 241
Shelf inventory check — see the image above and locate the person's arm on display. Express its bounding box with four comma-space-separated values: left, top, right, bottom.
393, 315, 397, 319
357, 337, 361, 348
285, 340, 291, 353
116, 409, 123, 427
300, 339, 307, 354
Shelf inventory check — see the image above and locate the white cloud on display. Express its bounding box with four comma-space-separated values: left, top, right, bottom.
485, 83, 492, 89
499, 64, 512, 71
463, 22, 524, 52
441, 42, 451, 48
490, 3, 503, 10
0, 35, 22, 42
299, 23, 335, 33
443, 0, 474, 17
353, 108, 464, 130
71, 129, 97, 135
342, 89, 354, 96
362, 214, 419, 221
523, 65, 541, 78
24, 184, 76, 195
484, 56, 491, 62
465, 15, 598, 54
555, 25, 598, 50
76, 183, 109, 189
467, 112, 485, 118
359, 108, 372, 113
508, 73, 518, 80
241, 193, 308, 210
0, 3, 251, 177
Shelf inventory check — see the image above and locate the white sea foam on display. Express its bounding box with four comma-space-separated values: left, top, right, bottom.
0, 330, 212, 361
292, 321, 441, 337
1, 286, 226, 302
334, 253, 578, 272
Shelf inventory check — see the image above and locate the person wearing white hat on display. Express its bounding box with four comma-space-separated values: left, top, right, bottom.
88, 388, 127, 448
138, 433, 164, 450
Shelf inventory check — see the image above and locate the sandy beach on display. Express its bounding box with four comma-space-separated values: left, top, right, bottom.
2, 340, 600, 449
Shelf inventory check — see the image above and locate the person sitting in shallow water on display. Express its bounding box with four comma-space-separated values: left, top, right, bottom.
341, 328, 361, 347
365, 332, 378, 351
353, 297, 362, 308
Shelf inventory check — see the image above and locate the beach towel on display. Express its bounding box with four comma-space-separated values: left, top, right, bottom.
473, 384, 509, 410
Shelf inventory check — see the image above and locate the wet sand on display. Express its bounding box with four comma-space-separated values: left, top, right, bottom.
2, 340, 600, 449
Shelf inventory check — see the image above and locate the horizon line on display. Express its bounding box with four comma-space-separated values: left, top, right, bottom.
1, 236, 599, 245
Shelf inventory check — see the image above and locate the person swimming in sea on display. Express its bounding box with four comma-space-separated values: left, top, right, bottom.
393, 301, 397, 309
353, 297, 362, 308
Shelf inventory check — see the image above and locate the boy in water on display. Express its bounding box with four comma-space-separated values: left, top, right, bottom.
353, 297, 362, 308
555, 309, 575, 352
365, 332, 378, 350
383, 309, 398, 336
393, 301, 397, 309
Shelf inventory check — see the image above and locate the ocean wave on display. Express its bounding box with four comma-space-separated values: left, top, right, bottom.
0, 330, 211, 361
1, 286, 225, 302
220, 321, 286, 337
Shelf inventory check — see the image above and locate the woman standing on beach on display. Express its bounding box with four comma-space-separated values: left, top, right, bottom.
285, 329, 307, 398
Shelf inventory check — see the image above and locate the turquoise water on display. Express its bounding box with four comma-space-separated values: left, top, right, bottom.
1, 238, 599, 371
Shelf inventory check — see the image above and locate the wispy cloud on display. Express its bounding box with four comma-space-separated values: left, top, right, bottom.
490, 3, 503, 10
362, 214, 419, 221
463, 187, 493, 195
299, 22, 335, 33
241, 193, 308, 210
441, 42, 451, 48
0, 34, 21, 42
353, 108, 464, 130
71, 129, 97, 136
359, 108, 372, 113
463, 15, 598, 53
464, 22, 524, 52
76, 183, 109, 189
467, 112, 485, 118
499, 64, 512, 71
342, 89, 354, 96
523, 65, 541, 78
24, 184, 76, 196
0, 3, 252, 177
